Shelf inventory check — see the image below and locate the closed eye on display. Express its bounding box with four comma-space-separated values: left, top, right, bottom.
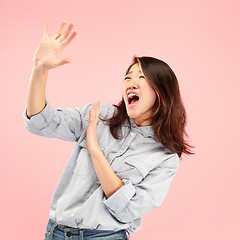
124, 75, 145, 80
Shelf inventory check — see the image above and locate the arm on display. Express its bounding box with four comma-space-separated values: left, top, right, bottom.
90, 146, 124, 198
22, 99, 84, 142
86, 102, 124, 198
22, 21, 82, 141
26, 67, 48, 119
26, 21, 77, 119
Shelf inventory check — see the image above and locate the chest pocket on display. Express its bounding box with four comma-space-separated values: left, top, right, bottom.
121, 152, 174, 185
115, 158, 152, 185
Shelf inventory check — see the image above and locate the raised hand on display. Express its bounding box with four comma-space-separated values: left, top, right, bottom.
33, 21, 78, 70
86, 101, 101, 155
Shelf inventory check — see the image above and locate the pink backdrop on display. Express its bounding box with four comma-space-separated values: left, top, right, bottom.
1, 0, 239, 239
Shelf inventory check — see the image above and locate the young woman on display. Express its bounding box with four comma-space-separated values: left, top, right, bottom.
22, 21, 194, 240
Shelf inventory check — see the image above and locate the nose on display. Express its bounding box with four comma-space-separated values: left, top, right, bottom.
126, 78, 139, 91
127, 84, 138, 91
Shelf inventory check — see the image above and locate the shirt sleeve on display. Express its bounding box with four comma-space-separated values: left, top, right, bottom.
102, 153, 179, 224
22, 99, 111, 142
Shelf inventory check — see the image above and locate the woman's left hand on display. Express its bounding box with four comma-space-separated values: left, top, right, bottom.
86, 101, 101, 155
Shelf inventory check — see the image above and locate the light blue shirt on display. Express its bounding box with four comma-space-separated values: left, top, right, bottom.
22, 99, 179, 233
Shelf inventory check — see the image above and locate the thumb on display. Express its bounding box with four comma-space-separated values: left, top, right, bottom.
57, 58, 72, 67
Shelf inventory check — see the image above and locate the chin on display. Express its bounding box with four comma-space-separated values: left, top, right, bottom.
126, 111, 139, 119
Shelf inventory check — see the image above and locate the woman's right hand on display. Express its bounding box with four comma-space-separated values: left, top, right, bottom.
33, 21, 78, 70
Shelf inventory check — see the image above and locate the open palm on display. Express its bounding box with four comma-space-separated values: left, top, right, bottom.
33, 21, 78, 70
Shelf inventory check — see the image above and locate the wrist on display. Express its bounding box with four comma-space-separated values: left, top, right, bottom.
32, 63, 48, 73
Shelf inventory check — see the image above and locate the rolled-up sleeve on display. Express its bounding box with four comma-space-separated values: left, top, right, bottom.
22, 99, 84, 141
102, 154, 179, 223
22, 100, 113, 142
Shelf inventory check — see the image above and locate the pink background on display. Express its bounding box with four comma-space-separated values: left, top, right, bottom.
1, 0, 239, 239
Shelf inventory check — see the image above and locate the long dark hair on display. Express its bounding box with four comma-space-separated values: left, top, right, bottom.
100, 56, 194, 158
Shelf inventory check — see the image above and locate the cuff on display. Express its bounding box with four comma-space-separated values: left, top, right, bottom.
102, 178, 136, 214
22, 99, 53, 130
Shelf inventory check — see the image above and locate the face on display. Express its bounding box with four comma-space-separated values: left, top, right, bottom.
122, 63, 157, 126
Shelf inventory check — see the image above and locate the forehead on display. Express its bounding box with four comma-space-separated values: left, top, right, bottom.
126, 63, 143, 75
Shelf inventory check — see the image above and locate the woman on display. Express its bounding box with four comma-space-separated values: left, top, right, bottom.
22, 21, 194, 240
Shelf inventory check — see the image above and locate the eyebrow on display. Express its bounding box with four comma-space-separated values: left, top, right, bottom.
125, 70, 142, 76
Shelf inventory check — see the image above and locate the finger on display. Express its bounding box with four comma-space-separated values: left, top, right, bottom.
53, 21, 68, 39
44, 21, 50, 37
89, 109, 96, 123
90, 103, 98, 122
92, 103, 97, 118
93, 102, 100, 118
61, 22, 74, 41
58, 22, 74, 42
96, 101, 100, 116
61, 30, 78, 49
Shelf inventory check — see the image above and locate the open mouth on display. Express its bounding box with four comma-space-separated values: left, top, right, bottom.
127, 93, 139, 106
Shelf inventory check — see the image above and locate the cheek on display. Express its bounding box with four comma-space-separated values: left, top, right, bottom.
150, 89, 157, 103
122, 87, 126, 98
122, 84, 128, 102
144, 82, 157, 103
122, 83, 125, 95
146, 93, 157, 107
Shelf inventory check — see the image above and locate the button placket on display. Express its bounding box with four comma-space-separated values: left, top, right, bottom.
108, 132, 136, 166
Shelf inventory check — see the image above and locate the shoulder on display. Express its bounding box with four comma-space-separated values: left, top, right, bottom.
99, 102, 116, 118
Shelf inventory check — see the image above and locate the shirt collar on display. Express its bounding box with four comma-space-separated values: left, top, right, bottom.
124, 118, 155, 138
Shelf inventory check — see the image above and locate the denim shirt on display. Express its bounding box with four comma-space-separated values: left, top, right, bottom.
22, 99, 179, 233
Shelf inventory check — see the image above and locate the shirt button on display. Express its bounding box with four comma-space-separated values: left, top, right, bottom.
66, 232, 72, 237
130, 133, 134, 136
